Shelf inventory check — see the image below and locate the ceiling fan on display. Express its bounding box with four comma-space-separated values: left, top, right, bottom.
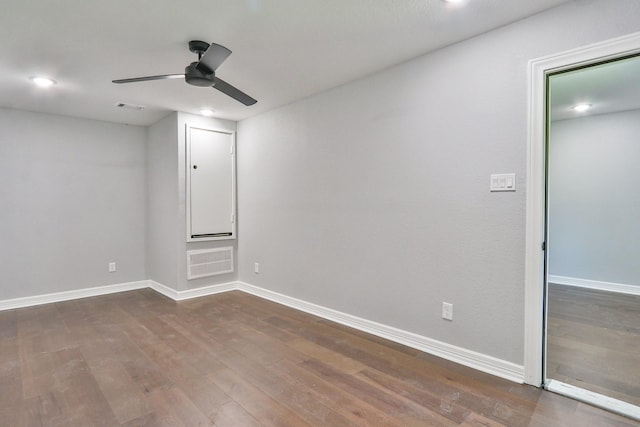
112, 40, 257, 106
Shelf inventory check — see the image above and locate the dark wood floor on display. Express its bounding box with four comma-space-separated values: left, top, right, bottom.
1, 289, 637, 426
547, 283, 640, 408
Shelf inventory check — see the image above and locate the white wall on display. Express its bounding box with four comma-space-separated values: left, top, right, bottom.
0, 108, 238, 300
548, 110, 640, 286
0, 108, 146, 300
237, 0, 640, 364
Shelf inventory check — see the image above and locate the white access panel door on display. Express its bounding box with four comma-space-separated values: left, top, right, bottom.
187, 126, 235, 241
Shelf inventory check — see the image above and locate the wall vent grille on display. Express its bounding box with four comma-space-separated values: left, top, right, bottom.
187, 247, 233, 280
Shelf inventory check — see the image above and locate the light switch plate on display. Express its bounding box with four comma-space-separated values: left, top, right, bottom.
490, 173, 516, 192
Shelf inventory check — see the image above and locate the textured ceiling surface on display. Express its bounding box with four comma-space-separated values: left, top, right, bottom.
1, 0, 573, 126
550, 54, 640, 121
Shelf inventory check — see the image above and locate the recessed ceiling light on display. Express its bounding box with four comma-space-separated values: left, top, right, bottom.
572, 103, 591, 112
442, 0, 465, 4
200, 109, 215, 117
30, 76, 56, 88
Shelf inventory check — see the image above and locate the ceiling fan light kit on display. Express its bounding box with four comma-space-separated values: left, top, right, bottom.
112, 40, 257, 106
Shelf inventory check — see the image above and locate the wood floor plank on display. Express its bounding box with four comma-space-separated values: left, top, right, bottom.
211, 347, 358, 427
164, 310, 307, 367
271, 358, 407, 426
357, 366, 472, 423
2, 288, 637, 426
137, 316, 228, 376
122, 319, 231, 420
146, 386, 213, 427
317, 317, 424, 357
0, 309, 17, 340
300, 357, 456, 426
156, 316, 404, 425
460, 412, 509, 426
287, 337, 366, 375
549, 336, 640, 386
547, 315, 640, 350
207, 366, 312, 427
208, 400, 262, 427
119, 412, 160, 427
548, 285, 640, 334
20, 348, 120, 426
89, 360, 151, 424
547, 283, 640, 407
264, 308, 540, 422
0, 337, 22, 410
19, 342, 57, 399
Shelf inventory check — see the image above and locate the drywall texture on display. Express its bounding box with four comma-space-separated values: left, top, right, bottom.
0, 108, 146, 300
237, 0, 640, 364
548, 110, 640, 286
147, 112, 238, 291
146, 113, 180, 288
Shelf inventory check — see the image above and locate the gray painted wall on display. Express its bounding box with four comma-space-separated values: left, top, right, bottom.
548, 110, 640, 286
146, 113, 180, 288
146, 112, 238, 291
0, 108, 146, 300
237, 0, 640, 364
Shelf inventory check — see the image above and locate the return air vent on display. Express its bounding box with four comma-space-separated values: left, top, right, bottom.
187, 247, 233, 280
115, 102, 145, 111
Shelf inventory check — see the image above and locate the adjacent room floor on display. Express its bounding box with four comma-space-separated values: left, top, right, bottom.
546, 283, 640, 408
0, 288, 636, 426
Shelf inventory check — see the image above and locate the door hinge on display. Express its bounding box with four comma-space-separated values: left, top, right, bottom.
230, 144, 234, 155
231, 213, 235, 223
541, 241, 546, 251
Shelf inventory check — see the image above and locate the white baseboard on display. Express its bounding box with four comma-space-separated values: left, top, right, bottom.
148, 280, 237, 301
0, 280, 148, 311
0, 279, 237, 311
236, 281, 524, 383
546, 380, 640, 421
147, 280, 180, 300
549, 275, 640, 296
0, 278, 524, 384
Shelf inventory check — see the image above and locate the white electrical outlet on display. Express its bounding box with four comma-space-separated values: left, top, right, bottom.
108, 262, 116, 273
442, 302, 453, 321
254, 262, 260, 274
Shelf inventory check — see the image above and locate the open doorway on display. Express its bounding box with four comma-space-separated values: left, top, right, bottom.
524, 32, 640, 421
545, 54, 640, 413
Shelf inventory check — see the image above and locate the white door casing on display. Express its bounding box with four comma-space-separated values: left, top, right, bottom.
524, 31, 640, 386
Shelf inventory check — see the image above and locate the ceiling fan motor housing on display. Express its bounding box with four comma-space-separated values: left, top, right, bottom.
185, 62, 215, 87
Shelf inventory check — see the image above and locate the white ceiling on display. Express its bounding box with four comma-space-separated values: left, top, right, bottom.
550, 54, 640, 121
1, 0, 573, 126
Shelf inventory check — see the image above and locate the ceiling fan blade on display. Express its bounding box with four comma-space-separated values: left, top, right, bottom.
213, 77, 257, 106
112, 74, 184, 84
196, 43, 232, 73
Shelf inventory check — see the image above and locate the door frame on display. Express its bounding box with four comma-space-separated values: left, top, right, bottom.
524, 31, 640, 386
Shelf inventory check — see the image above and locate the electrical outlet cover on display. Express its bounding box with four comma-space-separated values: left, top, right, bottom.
442, 302, 453, 320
